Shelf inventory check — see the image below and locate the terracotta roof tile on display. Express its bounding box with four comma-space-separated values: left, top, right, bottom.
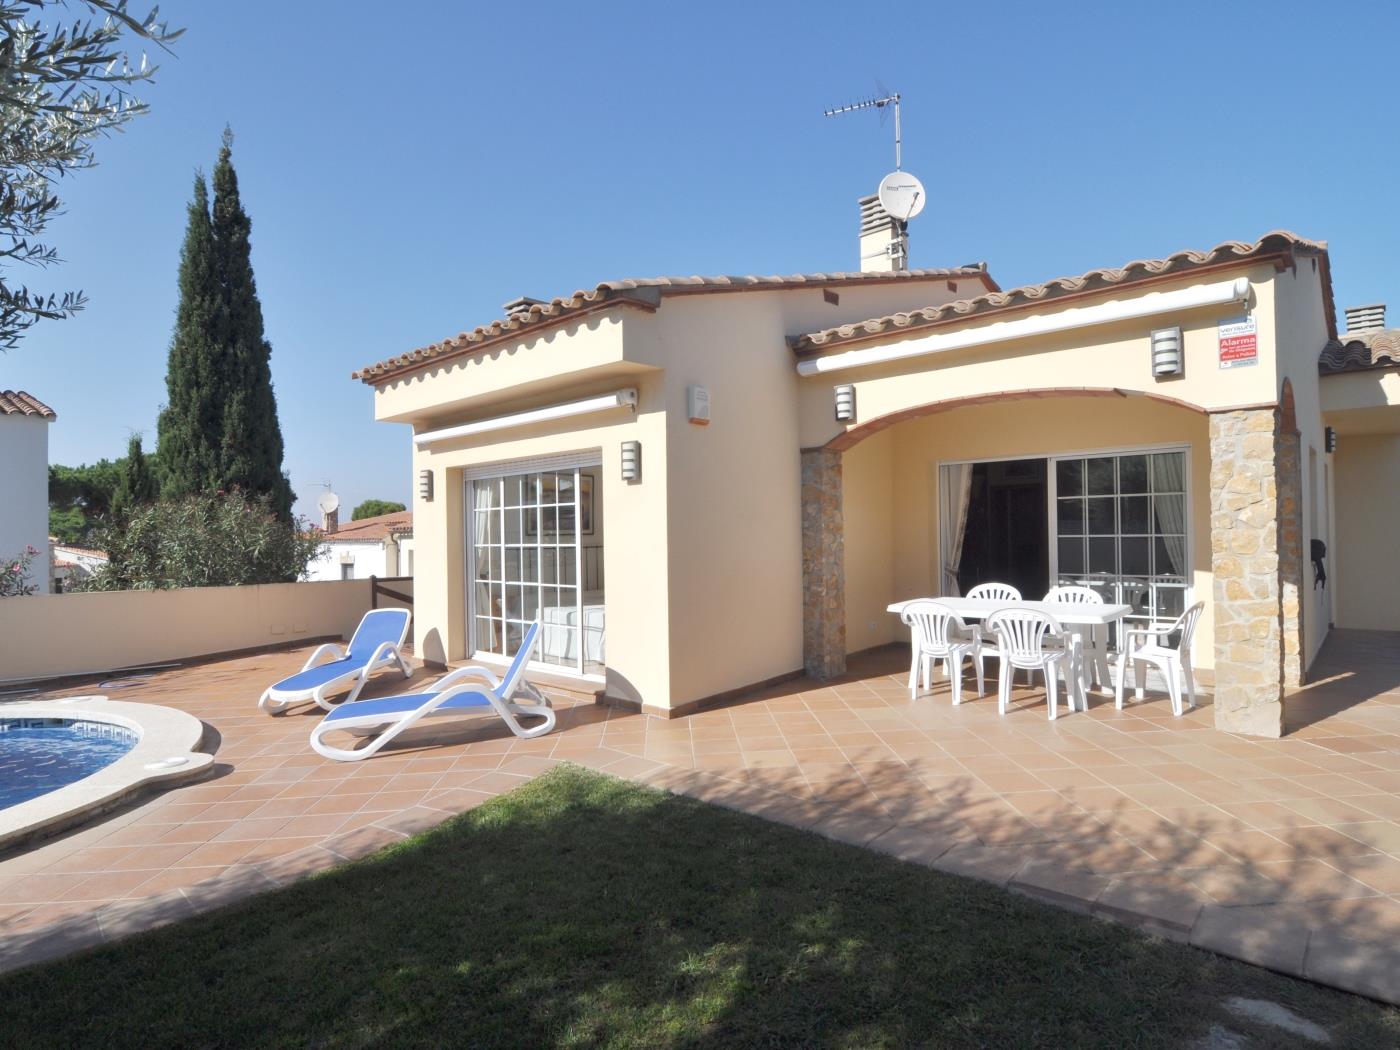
1319, 329, 1400, 374
0, 390, 56, 420
352, 266, 995, 384
323, 510, 412, 542
791, 231, 1331, 354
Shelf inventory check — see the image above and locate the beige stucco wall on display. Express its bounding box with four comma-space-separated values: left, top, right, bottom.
407, 371, 669, 708
841, 395, 1216, 669
380, 276, 988, 711
797, 263, 1285, 450
0, 580, 373, 684
1332, 433, 1400, 631
1271, 259, 1334, 668
841, 428, 896, 655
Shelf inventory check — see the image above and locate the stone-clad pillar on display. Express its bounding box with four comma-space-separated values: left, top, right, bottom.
1210, 409, 1290, 737
801, 448, 845, 679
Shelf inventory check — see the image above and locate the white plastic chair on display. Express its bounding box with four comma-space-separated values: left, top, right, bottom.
985, 607, 1084, 720
966, 583, 1023, 684
1044, 585, 1109, 694
901, 600, 985, 704
1115, 602, 1204, 717
967, 582, 1021, 603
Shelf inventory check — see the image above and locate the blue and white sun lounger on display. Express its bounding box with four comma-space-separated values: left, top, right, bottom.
309, 619, 555, 761
259, 608, 412, 714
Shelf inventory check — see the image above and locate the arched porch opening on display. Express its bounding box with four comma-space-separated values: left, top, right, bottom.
800, 386, 1300, 737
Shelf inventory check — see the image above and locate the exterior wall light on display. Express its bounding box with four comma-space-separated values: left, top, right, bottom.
1325, 426, 1337, 453
418, 468, 434, 502
1150, 326, 1184, 378
834, 384, 856, 422
620, 440, 642, 482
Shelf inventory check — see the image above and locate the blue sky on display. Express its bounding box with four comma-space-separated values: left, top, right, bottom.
5, 1, 1398, 520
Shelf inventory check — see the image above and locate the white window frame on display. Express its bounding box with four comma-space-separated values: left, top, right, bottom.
463, 451, 604, 682
935, 441, 1194, 622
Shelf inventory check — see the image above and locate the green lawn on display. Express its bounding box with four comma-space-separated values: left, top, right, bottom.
5, 765, 1398, 1049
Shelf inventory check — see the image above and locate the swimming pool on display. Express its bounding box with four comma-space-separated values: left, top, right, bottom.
0, 718, 139, 810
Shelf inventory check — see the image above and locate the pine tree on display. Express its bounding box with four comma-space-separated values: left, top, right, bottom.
112, 434, 157, 519
156, 130, 293, 519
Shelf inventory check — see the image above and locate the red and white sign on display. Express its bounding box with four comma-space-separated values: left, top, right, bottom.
1218, 315, 1258, 369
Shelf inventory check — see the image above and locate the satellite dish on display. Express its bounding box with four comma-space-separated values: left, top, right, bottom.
316, 489, 340, 515
877, 170, 926, 222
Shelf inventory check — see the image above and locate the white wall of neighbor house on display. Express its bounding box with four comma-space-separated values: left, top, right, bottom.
305, 541, 390, 582
0, 413, 51, 594
1331, 433, 1400, 631
840, 395, 1216, 668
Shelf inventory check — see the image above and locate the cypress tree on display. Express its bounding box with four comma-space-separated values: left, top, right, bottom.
112, 434, 158, 518
156, 129, 293, 519
157, 173, 223, 499
211, 128, 293, 520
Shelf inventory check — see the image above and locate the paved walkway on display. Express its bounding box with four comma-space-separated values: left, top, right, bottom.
3, 630, 1400, 1005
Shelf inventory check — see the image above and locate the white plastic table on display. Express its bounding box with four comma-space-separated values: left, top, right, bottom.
887, 597, 1132, 701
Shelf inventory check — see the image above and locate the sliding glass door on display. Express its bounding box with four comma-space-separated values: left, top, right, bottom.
1051, 449, 1189, 623
467, 459, 605, 676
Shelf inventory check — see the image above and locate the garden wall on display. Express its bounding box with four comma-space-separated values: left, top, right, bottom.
0, 578, 414, 685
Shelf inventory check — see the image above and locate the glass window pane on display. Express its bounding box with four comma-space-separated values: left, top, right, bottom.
1088, 537, 1116, 574
540, 473, 557, 505
1086, 497, 1116, 535
1057, 538, 1084, 576
505, 621, 524, 655
1153, 494, 1186, 536
521, 507, 539, 541
1118, 455, 1149, 493
1056, 459, 1084, 497
1120, 496, 1150, 534
488, 583, 502, 617
1121, 537, 1150, 576
525, 474, 542, 506
1057, 499, 1084, 534
542, 507, 558, 538
521, 587, 540, 622
1155, 537, 1187, 580
558, 472, 576, 503
1087, 457, 1116, 496
560, 552, 577, 586
503, 476, 523, 508
557, 585, 577, 610
523, 547, 538, 579
1155, 586, 1186, 619
542, 547, 557, 584
503, 508, 522, 542
488, 547, 501, 581
504, 547, 521, 581
1152, 452, 1186, 492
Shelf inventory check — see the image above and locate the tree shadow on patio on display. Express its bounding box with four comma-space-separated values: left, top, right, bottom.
3, 766, 1398, 1049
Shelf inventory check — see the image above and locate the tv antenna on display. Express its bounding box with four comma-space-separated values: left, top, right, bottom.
823, 89, 903, 170
823, 86, 926, 269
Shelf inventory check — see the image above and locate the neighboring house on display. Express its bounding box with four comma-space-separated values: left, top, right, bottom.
50, 541, 108, 592
0, 391, 56, 595
352, 208, 1399, 739
304, 509, 413, 582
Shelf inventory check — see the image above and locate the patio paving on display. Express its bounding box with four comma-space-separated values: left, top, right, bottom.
3, 628, 1400, 1004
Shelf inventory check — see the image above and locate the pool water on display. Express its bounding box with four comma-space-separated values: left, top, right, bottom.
0, 719, 138, 810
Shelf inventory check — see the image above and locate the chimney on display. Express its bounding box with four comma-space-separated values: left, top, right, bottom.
858, 194, 907, 273
1344, 303, 1386, 334
502, 296, 546, 320
322, 507, 338, 534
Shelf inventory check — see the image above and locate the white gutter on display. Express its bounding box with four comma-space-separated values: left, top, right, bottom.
414, 388, 638, 448
796, 276, 1251, 377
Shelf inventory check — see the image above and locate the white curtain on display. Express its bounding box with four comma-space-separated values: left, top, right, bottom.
938, 463, 974, 596
1153, 454, 1187, 578
471, 479, 498, 651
